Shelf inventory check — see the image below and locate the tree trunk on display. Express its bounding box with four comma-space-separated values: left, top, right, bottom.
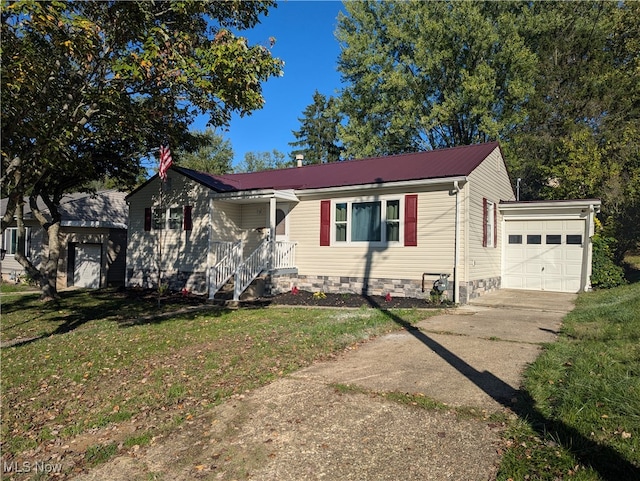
39, 221, 61, 301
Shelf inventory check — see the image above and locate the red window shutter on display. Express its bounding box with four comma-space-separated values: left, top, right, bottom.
493, 203, 498, 248
404, 194, 418, 247
183, 205, 193, 231
482, 198, 488, 247
320, 200, 331, 246
144, 208, 152, 231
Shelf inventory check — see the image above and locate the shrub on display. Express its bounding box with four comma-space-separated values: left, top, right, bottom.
591, 230, 626, 289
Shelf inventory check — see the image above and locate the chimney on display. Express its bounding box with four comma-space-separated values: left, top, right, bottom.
296, 154, 304, 168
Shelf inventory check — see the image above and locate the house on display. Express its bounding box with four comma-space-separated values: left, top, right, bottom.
125, 142, 600, 303
0, 190, 128, 289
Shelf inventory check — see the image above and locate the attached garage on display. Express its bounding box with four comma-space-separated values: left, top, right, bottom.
500, 200, 600, 293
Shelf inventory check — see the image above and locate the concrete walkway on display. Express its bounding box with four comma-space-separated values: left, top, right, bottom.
74, 289, 577, 481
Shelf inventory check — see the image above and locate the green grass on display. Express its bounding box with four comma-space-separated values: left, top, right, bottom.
1, 288, 432, 470
497, 282, 640, 480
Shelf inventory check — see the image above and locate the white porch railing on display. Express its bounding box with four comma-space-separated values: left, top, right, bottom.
234, 238, 269, 301
208, 239, 297, 301
209, 241, 242, 299
273, 241, 297, 269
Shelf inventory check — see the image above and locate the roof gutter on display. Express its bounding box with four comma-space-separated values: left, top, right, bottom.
295, 176, 469, 196
210, 189, 299, 203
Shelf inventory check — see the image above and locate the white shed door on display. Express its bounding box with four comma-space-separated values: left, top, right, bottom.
74, 244, 101, 288
503, 220, 585, 293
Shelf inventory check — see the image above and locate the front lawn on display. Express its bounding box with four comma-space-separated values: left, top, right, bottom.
498, 282, 640, 480
0, 288, 430, 477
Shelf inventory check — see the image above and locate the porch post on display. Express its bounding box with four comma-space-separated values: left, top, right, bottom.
269, 196, 276, 271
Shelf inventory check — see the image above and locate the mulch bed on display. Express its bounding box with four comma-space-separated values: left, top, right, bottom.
263, 290, 443, 309
120, 287, 446, 309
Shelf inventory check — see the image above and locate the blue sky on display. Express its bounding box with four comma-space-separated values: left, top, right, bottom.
192, 0, 347, 168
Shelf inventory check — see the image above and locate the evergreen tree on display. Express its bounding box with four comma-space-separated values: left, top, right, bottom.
290, 91, 343, 164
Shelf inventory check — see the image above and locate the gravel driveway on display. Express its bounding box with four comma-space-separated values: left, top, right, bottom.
73, 290, 576, 481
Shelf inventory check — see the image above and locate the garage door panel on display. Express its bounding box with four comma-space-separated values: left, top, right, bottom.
503, 275, 524, 288
523, 275, 543, 290
525, 263, 542, 275
544, 264, 563, 276
565, 264, 582, 276
544, 277, 564, 292
565, 249, 583, 261
504, 219, 585, 293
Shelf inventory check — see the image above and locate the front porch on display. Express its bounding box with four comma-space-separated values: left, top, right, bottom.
208, 238, 297, 301
208, 189, 299, 301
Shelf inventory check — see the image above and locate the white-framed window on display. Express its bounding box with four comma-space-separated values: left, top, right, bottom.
153, 207, 183, 230
2, 227, 31, 257
333, 197, 402, 244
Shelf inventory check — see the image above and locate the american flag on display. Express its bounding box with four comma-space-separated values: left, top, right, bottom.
158, 144, 173, 181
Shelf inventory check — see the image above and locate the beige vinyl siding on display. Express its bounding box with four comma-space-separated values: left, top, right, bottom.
240, 203, 271, 255
465, 146, 515, 282
127, 174, 210, 278
289, 184, 458, 282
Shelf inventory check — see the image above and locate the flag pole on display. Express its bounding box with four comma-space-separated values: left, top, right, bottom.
157, 173, 163, 308
157, 144, 173, 307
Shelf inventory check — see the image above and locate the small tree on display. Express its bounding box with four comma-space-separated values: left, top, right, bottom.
175, 129, 234, 175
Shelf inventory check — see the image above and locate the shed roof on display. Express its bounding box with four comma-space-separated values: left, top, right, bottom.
1, 190, 128, 228
145, 142, 501, 195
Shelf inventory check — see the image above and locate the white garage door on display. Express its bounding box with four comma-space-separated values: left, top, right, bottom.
503, 220, 585, 293
74, 244, 102, 289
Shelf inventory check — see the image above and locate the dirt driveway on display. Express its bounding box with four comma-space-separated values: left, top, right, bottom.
73, 290, 576, 481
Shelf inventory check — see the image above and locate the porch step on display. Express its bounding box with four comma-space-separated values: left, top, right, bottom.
212, 274, 267, 302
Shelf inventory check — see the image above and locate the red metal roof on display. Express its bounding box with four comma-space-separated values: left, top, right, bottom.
175, 142, 501, 193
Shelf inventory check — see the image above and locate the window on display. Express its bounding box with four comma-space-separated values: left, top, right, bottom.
4, 228, 17, 255
2, 227, 31, 257
352, 201, 381, 241
508, 234, 522, 244
335, 203, 347, 242
546, 235, 562, 245
527, 234, 542, 244
386, 200, 400, 242
483, 198, 496, 247
147, 206, 188, 231
168, 208, 183, 230
331, 198, 402, 244
152, 208, 166, 230
567, 234, 582, 245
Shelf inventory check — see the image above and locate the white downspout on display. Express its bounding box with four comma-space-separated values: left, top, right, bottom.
453, 181, 461, 304
584, 204, 596, 292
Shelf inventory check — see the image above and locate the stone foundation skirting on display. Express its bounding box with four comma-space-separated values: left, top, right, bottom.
459, 276, 501, 304
265, 272, 452, 302
126, 268, 207, 295
267, 272, 502, 305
